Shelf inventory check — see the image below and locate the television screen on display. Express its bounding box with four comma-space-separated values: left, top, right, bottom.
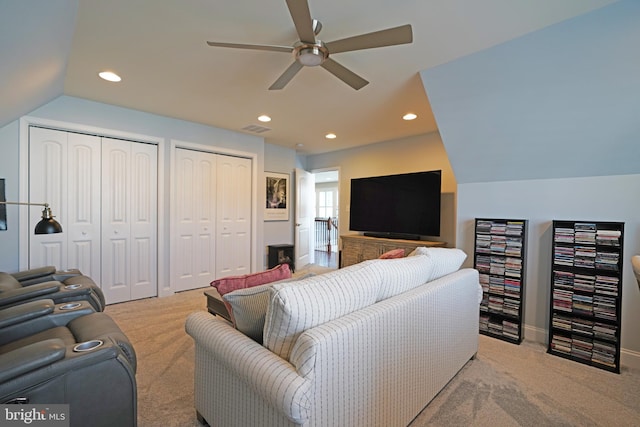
349, 170, 441, 238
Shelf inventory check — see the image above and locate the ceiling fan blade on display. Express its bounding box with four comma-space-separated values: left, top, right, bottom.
269, 61, 304, 90
325, 24, 413, 54
286, 0, 316, 43
206, 41, 292, 53
321, 58, 369, 90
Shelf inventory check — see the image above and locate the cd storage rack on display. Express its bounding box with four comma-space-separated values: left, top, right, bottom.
548, 220, 624, 373
474, 218, 527, 344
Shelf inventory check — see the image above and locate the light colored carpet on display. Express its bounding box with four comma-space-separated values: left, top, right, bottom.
105, 268, 640, 427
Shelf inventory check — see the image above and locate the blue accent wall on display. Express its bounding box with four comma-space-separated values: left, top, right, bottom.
420, 0, 640, 184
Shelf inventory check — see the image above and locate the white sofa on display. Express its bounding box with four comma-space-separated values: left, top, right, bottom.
186, 248, 481, 427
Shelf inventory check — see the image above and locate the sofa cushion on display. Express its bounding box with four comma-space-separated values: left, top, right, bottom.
378, 248, 405, 259
263, 261, 383, 359
371, 255, 435, 301
408, 247, 467, 281
223, 273, 314, 342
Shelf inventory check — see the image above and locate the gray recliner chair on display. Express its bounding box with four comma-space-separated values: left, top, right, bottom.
0, 266, 105, 312
0, 298, 137, 427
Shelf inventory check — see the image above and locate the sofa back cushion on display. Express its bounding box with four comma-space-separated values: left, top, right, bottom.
371, 255, 435, 301
263, 261, 383, 359
408, 247, 467, 281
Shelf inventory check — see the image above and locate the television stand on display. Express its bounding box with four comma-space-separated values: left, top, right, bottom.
363, 232, 421, 241
340, 235, 446, 268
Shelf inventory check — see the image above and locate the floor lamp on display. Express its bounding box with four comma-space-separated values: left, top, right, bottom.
0, 201, 63, 234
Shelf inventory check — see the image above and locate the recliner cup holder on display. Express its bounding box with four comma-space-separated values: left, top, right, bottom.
73, 340, 103, 352
59, 302, 82, 310
64, 284, 82, 290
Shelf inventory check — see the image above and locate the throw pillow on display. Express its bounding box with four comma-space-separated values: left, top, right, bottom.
211, 263, 291, 296
408, 247, 467, 281
379, 248, 405, 259
223, 273, 315, 343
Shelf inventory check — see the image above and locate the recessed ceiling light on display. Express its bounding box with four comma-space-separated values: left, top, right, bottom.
325, 133, 337, 139
99, 71, 121, 82
258, 115, 271, 122
296, 143, 304, 147
403, 113, 417, 121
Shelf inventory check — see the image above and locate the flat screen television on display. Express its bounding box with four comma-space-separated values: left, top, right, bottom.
349, 170, 441, 239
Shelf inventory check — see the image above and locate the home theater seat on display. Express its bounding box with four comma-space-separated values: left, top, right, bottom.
0, 275, 137, 426
0, 266, 106, 312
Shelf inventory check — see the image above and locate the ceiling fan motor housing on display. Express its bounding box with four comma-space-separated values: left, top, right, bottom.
294, 41, 329, 66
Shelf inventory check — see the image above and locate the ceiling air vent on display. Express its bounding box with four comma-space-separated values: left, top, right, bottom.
242, 124, 271, 134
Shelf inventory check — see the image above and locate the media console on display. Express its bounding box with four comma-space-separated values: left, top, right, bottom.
340, 235, 446, 268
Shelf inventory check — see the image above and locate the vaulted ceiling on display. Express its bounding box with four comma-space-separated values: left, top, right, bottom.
1, 0, 617, 154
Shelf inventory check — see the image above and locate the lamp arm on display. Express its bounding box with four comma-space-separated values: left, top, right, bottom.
0, 201, 49, 208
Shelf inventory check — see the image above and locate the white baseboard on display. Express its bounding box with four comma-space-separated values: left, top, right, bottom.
523, 324, 640, 371
620, 348, 640, 371
523, 324, 547, 344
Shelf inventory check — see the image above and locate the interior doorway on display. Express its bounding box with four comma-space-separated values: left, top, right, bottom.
313, 169, 339, 269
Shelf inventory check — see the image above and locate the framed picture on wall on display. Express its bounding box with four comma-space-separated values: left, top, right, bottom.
265, 172, 289, 221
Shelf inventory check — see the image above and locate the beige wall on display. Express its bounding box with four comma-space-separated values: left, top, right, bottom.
304, 132, 456, 247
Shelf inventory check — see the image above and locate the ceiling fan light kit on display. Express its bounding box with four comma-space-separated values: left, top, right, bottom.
295, 42, 328, 67
206, 0, 412, 90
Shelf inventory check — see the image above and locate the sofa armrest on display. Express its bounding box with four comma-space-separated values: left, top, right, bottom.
185, 312, 312, 424
0, 281, 61, 307
10, 266, 57, 282
0, 299, 55, 329
0, 339, 66, 383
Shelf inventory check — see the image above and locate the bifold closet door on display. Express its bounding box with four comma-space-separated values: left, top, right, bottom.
172, 148, 216, 292
215, 155, 251, 278
101, 138, 158, 304
29, 127, 101, 276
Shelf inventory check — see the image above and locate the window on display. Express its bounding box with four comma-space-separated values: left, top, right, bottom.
317, 190, 334, 218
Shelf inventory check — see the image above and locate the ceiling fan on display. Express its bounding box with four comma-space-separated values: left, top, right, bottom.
206, 0, 413, 90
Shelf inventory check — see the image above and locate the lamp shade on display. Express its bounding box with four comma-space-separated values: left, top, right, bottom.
34, 217, 63, 234
35, 204, 63, 234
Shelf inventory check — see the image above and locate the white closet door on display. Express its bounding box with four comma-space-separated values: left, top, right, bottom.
102, 138, 158, 304
29, 127, 68, 269
30, 128, 100, 273
102, 138, 132, 304
66, 132, 102, 278
173, 148, 216, 292
130, 142, 158, 300
216, 155, 251, 277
